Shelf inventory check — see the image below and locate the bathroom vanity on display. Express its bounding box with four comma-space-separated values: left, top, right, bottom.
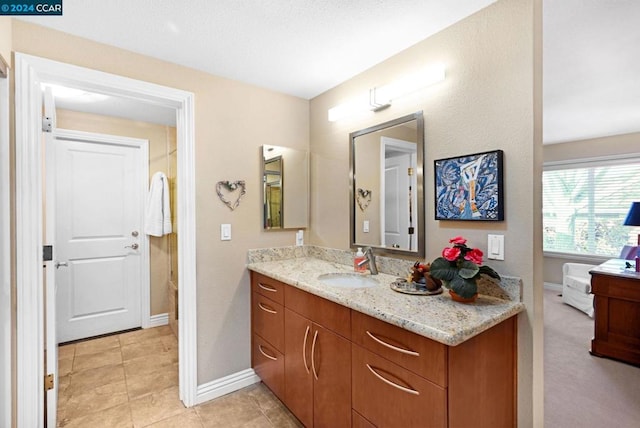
248, 249, 524, 428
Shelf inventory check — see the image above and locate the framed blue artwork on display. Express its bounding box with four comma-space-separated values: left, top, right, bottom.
434, 150, 504, 221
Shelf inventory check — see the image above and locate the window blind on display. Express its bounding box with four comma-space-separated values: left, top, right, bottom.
543, 158, 640, 257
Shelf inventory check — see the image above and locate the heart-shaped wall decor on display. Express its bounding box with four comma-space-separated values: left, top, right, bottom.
216, 180, 247, 211
356, 188, 372, 212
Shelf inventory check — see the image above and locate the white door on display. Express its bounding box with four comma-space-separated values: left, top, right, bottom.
54, 129, 148, 343
384, 154, 411, 249
381, 139, 418, 251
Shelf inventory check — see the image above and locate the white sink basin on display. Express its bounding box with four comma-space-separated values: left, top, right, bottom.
317, 273, 379, 288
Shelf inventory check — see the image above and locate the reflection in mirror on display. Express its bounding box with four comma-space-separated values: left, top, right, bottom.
264, 155, 283, 228
262, 145, 309, 230
350, 112, 425, 257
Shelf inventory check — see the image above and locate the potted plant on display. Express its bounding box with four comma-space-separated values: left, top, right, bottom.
429, 236, 500, 302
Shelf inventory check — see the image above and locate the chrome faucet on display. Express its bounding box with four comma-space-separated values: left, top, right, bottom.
357, 247, 378, 275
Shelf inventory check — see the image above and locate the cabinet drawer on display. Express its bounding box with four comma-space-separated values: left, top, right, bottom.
252, 293, 284, 352
352, 344, 447, 428
251, 272, 286, 305
285, 285, 351, 339
592, 274, 640, 301
351, 311, 447, 387
252, 334, 284, 401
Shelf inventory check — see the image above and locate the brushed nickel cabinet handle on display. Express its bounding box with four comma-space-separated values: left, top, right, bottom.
302, 325, 311, 374
366, 330, 420, 357
258, 302, 277, 314
258, 283, 277, 293
311, 330, 319, 380
258, 345, 277, 361
366, 364, 420, 396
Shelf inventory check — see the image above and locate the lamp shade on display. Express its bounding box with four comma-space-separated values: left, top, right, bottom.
623, 202, 640, 226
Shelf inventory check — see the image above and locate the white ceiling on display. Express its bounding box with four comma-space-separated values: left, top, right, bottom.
543, 0, 640, 144
18, 0, 640, 144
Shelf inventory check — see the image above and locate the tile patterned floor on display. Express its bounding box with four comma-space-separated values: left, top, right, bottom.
56, 326, 302, 428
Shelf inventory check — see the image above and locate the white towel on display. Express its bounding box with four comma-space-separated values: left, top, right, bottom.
145, 172, 172, 236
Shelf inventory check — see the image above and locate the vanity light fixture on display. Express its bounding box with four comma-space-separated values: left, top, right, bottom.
369, 87, 391, 112
328, 62, 446, 122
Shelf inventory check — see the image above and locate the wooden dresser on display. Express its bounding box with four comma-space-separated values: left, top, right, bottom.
590, 259, 640, 366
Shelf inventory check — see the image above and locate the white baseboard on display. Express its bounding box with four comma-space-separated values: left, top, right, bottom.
544, 282, 563, 292
195, 369, 261, 406
147, 313, 169, 328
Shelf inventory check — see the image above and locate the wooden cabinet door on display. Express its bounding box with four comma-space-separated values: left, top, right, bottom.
312, 324, 351, 428
448, 317, 516, 428
284, 308, 313, 427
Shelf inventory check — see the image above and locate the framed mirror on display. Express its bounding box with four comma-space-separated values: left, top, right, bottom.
262, 145, 309, 230
350, 111, 425, 257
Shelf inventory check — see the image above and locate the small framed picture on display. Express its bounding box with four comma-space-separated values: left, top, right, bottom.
434, 149, 504, 221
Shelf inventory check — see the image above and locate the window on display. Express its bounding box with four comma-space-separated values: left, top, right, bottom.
543, 158, 640, 257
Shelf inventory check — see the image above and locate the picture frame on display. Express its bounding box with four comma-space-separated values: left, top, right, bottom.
434, 149, 504, 221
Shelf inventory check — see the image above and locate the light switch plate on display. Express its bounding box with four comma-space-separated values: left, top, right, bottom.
487, 234, 504, 260
221, 224, 231, 241
363, 220, 370, 233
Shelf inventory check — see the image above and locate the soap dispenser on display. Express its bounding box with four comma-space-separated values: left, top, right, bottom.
354, 247, 366, 272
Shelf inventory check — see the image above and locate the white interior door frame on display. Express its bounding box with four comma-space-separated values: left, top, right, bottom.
43, 85, 59, 428
0, 59, 11, 428
15, 52, 198, 427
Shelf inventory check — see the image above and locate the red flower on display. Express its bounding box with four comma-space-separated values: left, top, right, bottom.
449, 236, 467, 245
465, 248, 484, 265
443, 246, 461, 261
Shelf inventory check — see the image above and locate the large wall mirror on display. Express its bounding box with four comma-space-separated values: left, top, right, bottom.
262, 145, 309, 230
350, 111, 425, 257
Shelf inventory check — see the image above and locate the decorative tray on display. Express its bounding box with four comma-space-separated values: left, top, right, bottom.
390, 279, 443, 296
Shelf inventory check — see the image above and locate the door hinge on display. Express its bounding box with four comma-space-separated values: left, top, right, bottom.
42, 116, 53, 133
45, 373, 54, 391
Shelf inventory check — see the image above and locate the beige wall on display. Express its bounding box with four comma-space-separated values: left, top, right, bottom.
0, 17, 11, 68
12, 20, 310, 385
55, 109, 175, 316
309, 0, 543, 426
543, 132, 640, 284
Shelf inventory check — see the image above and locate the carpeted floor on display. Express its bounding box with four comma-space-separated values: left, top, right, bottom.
544, 288, 640, 427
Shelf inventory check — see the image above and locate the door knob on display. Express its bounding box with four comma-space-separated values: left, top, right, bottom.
125, 243, 139, 250
55, 261, 68, 269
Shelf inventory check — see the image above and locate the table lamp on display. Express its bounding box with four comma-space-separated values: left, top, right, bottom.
623, 202, 640, 272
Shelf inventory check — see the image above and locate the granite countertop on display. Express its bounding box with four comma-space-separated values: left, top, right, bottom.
247, 248, 525, 346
